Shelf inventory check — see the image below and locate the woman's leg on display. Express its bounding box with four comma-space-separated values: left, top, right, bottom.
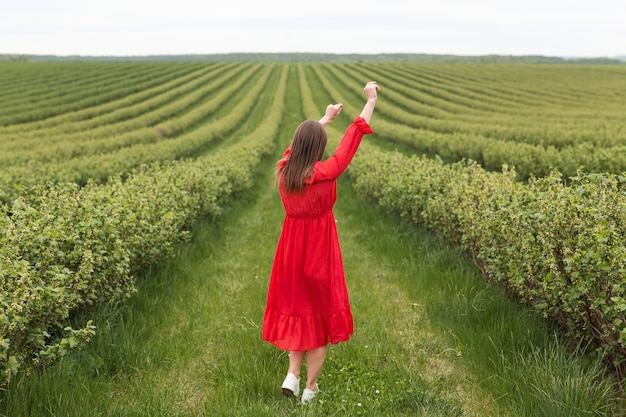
282, 351, 305, 397
304, 345, 328, 391
288, 350, 305, 378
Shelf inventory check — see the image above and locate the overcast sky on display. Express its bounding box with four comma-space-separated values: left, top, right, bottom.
2, 0, 625, 57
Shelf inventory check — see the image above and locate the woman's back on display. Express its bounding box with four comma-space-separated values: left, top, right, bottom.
279, 173, 337, 219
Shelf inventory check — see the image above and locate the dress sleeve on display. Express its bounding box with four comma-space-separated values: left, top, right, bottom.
311, 116, 373, 182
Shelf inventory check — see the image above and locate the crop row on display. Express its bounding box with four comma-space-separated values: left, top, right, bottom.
0, 65, 276, 202
317, 63, 626, 179
348, 146, 626, 376
398, 63, 623, 111
0, 64, 254, 165
0, 64, 288, 386
0, 63, 230, 136
351, 63, 626, 148
0, 63, 205, 125
2, 62, 625, 197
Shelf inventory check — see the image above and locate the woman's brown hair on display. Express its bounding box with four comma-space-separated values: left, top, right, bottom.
277, 120, 328, 193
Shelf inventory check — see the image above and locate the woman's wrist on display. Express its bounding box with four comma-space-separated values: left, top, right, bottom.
319, 115, 333, 126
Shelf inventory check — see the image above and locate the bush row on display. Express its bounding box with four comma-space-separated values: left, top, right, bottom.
0, 65, 275, 203
322, 63, 626, 179
348, 145, 626, 376
0, 63, 186, 126
0, 65, 287, 387
374, 120, 626, 180
0, 64, 254, 166
0, 63, 227, 139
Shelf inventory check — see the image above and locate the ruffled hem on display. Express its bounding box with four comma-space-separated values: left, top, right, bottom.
262, 305, 354, 351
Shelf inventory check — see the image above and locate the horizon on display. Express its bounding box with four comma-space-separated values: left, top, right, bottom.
3, 52, 625, 60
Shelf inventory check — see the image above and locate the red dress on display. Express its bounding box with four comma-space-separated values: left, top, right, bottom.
262, 117, 373, 351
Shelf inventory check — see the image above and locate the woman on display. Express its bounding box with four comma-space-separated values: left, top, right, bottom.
262, 81, 379, 404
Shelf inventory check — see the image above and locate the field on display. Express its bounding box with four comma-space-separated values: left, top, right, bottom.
1, 61, 626, 415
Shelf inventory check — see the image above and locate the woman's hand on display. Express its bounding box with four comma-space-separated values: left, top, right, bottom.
319, 103, 343, 126
325, 103, 343, 119
363, 81, 379, 101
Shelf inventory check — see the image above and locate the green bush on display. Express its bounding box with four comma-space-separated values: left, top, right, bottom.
350, 145, 626, 376
0, 64, 287, 386
479, 171, 626, 370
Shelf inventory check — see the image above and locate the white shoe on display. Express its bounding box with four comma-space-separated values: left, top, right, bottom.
301, 384, 318, 404
281, 373, 300, 397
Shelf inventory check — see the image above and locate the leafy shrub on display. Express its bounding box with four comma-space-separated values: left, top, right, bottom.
0, 64, 287, 386
350, 145, 626, 376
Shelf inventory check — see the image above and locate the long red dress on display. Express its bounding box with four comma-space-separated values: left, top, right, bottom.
262, 116, 373, 351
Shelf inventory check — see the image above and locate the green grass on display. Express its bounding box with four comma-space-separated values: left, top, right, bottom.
1, 79, 623, 415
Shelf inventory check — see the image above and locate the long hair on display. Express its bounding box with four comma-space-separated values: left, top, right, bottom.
277, 120, 327, 193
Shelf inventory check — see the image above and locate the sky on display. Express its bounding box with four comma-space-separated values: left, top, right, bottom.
2, 0, 625, 58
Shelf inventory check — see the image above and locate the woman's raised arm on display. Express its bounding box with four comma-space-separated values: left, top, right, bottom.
359, 81, 379, 124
